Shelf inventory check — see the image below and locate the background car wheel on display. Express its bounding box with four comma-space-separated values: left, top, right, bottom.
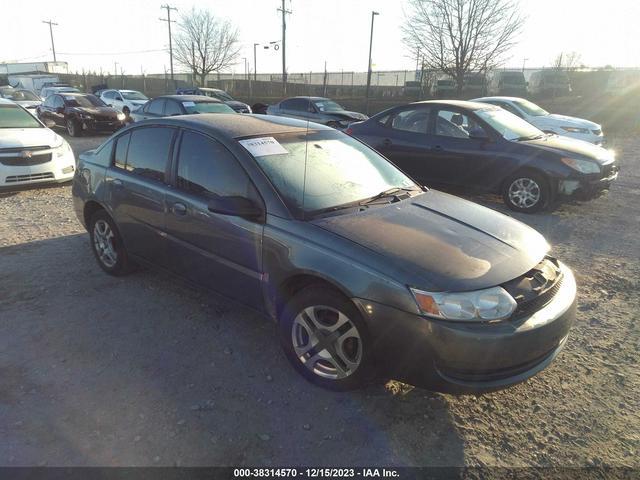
279, 286, 375, 391
502, 171, 550, 213
66, 119, 81, 137
89, 210, 131, 276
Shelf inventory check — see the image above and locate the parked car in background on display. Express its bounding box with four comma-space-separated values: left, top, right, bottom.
72, 114, 576, 393
473, 97, 605, 145
100, 89, 149, 116
0, 99, 75, 189
528, 70, 571, 97
0, 88, 42, 117
6, 74, 60, 96
129, 95, 235, 122
487, 71, 528, 96
462, 73, 487, 98
40, 85, 80, 100
347, 100, 618, 212
176, 87, 251, 113
37, 93, 125, 137
266, 96, 367, 129
431, 77, 456, 98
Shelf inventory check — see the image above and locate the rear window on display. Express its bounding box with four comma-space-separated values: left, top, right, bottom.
182, 101, 235, 114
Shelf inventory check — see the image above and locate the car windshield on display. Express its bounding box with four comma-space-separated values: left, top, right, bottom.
243, 130, 418, 217
512, 99, 549, 116
313, 99, 344, 112
64, 95, 106, 108
476, 108, 545, 141
182, 101, 235, 114
0, 103, 42, 128
3, 90, 40, 101
121, 91, 148, 100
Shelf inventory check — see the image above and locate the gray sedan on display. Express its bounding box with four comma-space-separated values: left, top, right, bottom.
72, 114, 576, 393
267, 96, 367, 129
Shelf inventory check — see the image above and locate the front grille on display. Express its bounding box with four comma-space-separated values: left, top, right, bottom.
502, 256, 563, 320
0, 153, 52, 166
93, 115, 116, 122
5, 172, 54, 183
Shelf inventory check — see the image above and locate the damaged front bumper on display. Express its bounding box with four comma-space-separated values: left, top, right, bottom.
558, 164, 619, 200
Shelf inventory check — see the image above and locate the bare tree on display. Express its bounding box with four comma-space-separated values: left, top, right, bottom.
174, 8, 241, 86
403, 0, 524, 95
552, 51, 583, 70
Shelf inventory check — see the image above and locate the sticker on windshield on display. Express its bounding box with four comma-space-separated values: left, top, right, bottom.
182, 101, 196, 107
239, 137, 288, 157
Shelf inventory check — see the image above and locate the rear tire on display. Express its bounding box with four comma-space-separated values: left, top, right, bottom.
88, 210, 131, 276
502, 171, 550, 213
279, 286, 375, 391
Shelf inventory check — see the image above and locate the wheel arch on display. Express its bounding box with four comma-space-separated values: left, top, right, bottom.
83, 200, 108, 229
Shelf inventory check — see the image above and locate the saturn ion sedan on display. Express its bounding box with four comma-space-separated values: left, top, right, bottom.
72, 114, 576, 393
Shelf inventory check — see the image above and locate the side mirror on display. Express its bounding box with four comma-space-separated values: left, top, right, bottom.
469, 127, 489, 141
207, 196, 264, 221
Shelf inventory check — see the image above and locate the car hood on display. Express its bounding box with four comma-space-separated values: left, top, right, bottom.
74, 106, 119, 117
0, 127, 60, 149
521, 134, 614, 164
538, 113, 600, 130
328, 110, 368, 121
312, 190, 549, 291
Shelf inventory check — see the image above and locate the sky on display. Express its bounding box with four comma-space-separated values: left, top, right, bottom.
1, 0, 638, 76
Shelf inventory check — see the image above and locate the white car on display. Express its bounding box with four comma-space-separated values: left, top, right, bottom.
472, 96, 604, 145
99, 89, 149, 116
0, 98, 75, 189
0, 88, 42, 117
40, 86, 80, 100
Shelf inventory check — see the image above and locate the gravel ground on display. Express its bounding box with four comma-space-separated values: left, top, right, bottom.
0, 131, 638, 468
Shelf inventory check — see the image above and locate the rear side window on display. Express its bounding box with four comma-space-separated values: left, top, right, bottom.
281, 98, 309, 112
91, 141, 114, 167
114, 133, 131, 169
147, 99, 165, 115
176, 131, 253, 199
124, 127, 175, 182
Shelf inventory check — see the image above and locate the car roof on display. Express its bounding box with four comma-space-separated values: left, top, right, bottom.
131, 113, 332, 139
411, 99, 497, 110
472, 96, 526, 102
283, 96, 330, 101
58, 92, 92, 97
156, 94, 223, 103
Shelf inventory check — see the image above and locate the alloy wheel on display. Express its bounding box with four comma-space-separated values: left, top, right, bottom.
508, 177, 541, 209
93, 219, 118, 268
291, 305, 363, 380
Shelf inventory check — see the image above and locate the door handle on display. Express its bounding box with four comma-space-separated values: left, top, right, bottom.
382, 138, 392, 147
171, 202, 187, 216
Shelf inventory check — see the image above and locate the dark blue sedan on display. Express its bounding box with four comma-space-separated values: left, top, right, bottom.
347, 100, 619, 212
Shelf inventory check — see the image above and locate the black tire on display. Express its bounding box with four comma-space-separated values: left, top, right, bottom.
88, 210, 131, 276
66, 118, 81, 137
279, 286, 375, 391
502, 171, 551, 213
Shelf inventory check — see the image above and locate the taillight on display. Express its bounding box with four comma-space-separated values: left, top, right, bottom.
345, 127, 353, 135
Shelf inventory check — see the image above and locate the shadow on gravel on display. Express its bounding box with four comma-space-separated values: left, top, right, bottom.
0, 234, 465, 467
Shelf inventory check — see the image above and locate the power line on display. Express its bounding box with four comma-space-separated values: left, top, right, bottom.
42, 20, 58, 63
57, 49, 166, 56
160, 4, 178, 85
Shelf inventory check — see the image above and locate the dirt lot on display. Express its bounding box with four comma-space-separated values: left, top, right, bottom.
0, 132, 638, 468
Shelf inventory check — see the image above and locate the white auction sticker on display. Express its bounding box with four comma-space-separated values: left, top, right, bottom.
239, 137, 288, 157
182, 101, 196, 107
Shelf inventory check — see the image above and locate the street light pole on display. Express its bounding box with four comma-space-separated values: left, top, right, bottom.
160, 5, 178, 88
253, 43, 259, 83
42, 20, 58, 63
365, 11, 379, 115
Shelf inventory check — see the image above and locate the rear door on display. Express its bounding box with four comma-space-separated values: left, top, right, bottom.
106, 126, 177, 266
164, 129, 265, 308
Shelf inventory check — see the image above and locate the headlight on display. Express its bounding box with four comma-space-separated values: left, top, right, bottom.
560, 157, 601, 174
410, 286, 517, 322
117, 113, 126, 121
561, 126, 589, 134
79, 113, 93, 120
53, 138, 72, 158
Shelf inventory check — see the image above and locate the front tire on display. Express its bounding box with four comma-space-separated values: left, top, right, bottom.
502, 171, 550, 213
66, 118, 81, 137
88, 210, 131, 276
279, 286, 375, 391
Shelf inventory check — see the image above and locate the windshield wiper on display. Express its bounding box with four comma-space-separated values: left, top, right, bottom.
513, 134, 545, 141
359, 187, 417, 206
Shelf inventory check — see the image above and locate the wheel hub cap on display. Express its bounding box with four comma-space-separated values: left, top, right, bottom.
291, 306, 362, 380
508, 178, 541, 208
93, 220, 117, 268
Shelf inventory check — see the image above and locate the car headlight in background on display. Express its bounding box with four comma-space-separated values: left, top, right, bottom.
117, 113, 126, 121
560, 157, 601, 174
410, 286, 517, 322
561, 126, 590, 134
53, 137, 73, 158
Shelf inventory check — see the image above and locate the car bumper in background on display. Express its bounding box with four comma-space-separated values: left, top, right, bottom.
353, 263, 577, 394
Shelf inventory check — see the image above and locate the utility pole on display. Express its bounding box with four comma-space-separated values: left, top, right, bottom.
365, 11, 379, 115
191, 42, 197, 85
254, 43, 259, 82
160, 4, 178, 88
42, 20, 58, 62
277, 0, 291, 95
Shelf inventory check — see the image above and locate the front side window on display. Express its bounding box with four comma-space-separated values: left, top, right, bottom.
147, 99, 165, 115
103, 91, 116, 100
282, 98, 310, 112
177, 131, 254, 199
0, 104, 42, 128
244, 130, 417, 216
164, 100, 183, 116
124, 127, 175, 182
434, 109, 486, 138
